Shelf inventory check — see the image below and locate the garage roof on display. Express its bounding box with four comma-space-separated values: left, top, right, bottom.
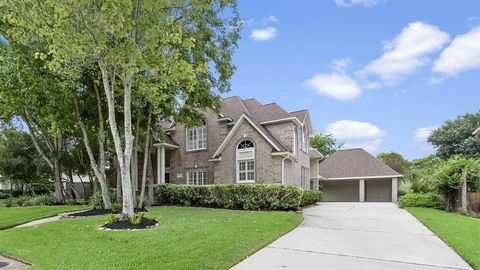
318, 148, 402, 180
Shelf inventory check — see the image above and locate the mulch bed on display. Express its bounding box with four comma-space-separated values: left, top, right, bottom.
69, 207, 148, 217
101, 217, 159, 230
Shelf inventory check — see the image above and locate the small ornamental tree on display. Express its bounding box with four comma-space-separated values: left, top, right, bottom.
433, 157, 480, 211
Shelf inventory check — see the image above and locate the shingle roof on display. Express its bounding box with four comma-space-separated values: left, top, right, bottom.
318, 148, 402, 179
289, 110, 308, 122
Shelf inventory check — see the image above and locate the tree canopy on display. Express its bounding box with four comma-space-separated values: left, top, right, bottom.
310, 133, 343, 158
428, 111, 480, 159
377, 151, 410, 174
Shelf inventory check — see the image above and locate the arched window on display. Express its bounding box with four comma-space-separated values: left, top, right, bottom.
236, 139, 255, 183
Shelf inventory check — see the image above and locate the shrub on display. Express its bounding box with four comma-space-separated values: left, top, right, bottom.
155, 184, 304, 211
129, 212, 145, 225
111, 203, 121, 213
5, 194, 55, 207
89, 189, 118, 209
107, 214, 119, 225
399, 192, 445, 209
0, 190, 12, 199
300, 190, 322, 206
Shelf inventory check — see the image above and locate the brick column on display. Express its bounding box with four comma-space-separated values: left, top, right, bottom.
392, 177, 398, 203
359, 179, 365, 202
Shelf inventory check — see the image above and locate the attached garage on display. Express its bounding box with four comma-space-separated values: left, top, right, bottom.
317, 148, 402, 203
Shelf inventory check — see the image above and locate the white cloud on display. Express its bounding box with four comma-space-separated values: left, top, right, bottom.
433, 26, 480, 76
335, 0, 383, 8
414, 126, 437, 142
305, 73, 361, 101
325, 120, 387, 152
250, 27, 277, 41
361, 22, 449, 85
331, 58, 352, 72
262, 15, 278, 23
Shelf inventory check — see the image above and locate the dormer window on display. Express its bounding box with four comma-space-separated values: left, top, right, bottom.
186, 120, 207, 151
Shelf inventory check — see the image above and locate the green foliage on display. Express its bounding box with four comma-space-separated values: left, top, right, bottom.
399, 192, 444, 209
90, 189, 118, 210
129, 212, 145, 226
310, 133, 344, 158
111, 203, 121, 213
107, 214, 119, 225
300, 190, 322, 206
377, 152, 410, 174
398, 179, 431, 195
5, 195, 56, 207
0, 128, 51, 191
155, 184, 304, 211
428, 111, 480, 159
434, 157, 480, 193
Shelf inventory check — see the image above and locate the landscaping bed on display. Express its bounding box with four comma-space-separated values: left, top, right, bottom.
407, 207, 480, 269
0, 206, 302, 269
101, 217, 158, 230
68, 207, 148, 217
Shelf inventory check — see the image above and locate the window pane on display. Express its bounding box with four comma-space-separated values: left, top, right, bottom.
239, 172, 246, 180
247, 161, 254, 170
239, 161, 245, 171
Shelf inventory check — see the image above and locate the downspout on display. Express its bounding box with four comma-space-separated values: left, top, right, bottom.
281, 156, 288, 184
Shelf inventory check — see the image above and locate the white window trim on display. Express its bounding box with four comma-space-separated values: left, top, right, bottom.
186, 169, 208, 185
236, 141, 255, 183
186, 122, 207, 151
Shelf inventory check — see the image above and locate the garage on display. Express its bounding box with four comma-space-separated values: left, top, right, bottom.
317, 148, 402, 203
320, 180, 359, 202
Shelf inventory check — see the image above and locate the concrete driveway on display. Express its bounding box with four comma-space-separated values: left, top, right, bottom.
231, 203, 472, 270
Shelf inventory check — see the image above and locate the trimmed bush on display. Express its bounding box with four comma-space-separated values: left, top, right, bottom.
300, 190, 322, 206
155, 184, 304, 211
89, 189, 118, 209
5, 194, 56, 207
399, 192, 445, 209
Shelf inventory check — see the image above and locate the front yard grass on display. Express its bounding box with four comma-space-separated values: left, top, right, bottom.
0, 206, 302, 270
0, 204, 88, 230
407, 207, 480, 269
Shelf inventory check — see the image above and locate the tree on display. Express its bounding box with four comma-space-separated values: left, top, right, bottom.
433, 157, 480, 211
310, 133, 343, 158
0, 127, 51, 194
2, 0, 241, 219
0, 42, 76, 203
377, 152, 410, 174
428, 111, 480, 159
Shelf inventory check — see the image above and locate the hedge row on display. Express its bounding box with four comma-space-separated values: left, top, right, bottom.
398, 192, 445, 209
300, 190, 323, 206
154, 184, 320, 211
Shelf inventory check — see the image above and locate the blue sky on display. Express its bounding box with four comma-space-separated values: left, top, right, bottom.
225, 0, 480, 160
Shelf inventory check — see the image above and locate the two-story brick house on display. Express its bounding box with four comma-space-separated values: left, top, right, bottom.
140, 96, 323, 190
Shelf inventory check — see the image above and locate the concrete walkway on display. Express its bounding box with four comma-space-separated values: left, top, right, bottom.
14, 210, 86, 228
0, 255, 28, 269
231, 203, 472, 270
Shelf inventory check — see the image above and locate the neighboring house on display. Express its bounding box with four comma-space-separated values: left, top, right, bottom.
144, 96, 322, 190
317, 148, 402, 202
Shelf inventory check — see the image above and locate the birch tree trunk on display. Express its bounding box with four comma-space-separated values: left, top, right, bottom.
72, 89, 112, 209
138, 110, 152, 208
147, 142, 155, 205
98, 62, 135, 220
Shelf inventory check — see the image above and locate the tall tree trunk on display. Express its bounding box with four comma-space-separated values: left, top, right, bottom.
99, 63, 135, 220
132, 113, 140, 205
72, 91, 112, 209
53, 159, 65, 204
147, 144, 155, 205
138, 110, 152, 208
67, 170, 79, 201
23, 110, 65, 204
114, 155, 122, 203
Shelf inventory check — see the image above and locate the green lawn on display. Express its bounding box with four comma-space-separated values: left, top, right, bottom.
0, 204, 88, 230
0, 206, 302, 270
407, 207, 480, 269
